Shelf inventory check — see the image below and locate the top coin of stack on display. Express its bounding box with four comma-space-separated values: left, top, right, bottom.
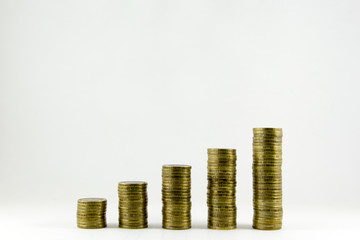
207, 148, 237, 230
162, 164, 192, 230
252, 128, 283, 230
77, 198, 107, 229
118, 181, 148, 229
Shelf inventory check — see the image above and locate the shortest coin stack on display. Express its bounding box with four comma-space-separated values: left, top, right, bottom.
77, 198, 107, 229
118, 181, 148, 229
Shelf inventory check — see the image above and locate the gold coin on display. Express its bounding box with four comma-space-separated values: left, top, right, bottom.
253, 127, 282, 133
208, 148, 236, 153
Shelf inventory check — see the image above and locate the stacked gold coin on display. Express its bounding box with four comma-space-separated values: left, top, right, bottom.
118, 181, 148, 229
162, 164, 192, 230
207, 148, 237, 230
77, 198, 107, 229
253, 128, 283, 230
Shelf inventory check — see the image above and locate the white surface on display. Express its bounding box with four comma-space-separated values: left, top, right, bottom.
1, 0, 360, 239
1, 204, 359, 240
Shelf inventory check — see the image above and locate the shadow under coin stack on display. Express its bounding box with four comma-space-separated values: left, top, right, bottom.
162, 164, 192, 230
207, 148, 237, 230
118, 181, 148, 229
252, 128, 283, 230
77, 198, 107, 229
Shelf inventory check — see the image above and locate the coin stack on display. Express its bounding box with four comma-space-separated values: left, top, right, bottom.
207, 148, 237, 230
118, 181, 148, 229
162, 164, 192, 230
253, 128, 283, 230
77, 198, 107, 229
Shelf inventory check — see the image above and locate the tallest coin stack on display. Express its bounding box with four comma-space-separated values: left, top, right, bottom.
252, 128, 283, 230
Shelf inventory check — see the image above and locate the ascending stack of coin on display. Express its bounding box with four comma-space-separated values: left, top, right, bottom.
162, 164, 192, 230
253, 128, 283, 230
77, 198, 107, 229
207, 148, 237, 230
118, 181, 148, 229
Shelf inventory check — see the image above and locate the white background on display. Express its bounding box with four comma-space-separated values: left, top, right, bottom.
1, 0, 360, 239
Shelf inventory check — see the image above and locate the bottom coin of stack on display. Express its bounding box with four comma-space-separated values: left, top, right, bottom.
77, 198, 107, 229
118, 181, 148, 229
253, 128, 283, 230
162, 164, 192, 230
207, 148, 237, 230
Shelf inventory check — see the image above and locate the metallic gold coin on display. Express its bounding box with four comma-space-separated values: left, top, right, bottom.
253, 143, 282, 148
208, 148, 236, 154
208, 163, 237, 166
208, 158, 237, 162
253, 221, 283, 226
162, 171, 191, 174
119, 224, 148, 229
208, 223, 236, 230
207, 167, 236, 171
163, 226, 191, 230
162, 222, 191, 225
162, 191, 191, 195
163, 164, 191, 168
253, 218, 283, 223
253, 175, 282, 179
207, 163, 236, 167
253, 137, 282, 142
253, 141, 282, 145
76, 212, 106, 216
162, 169, 191, 173
208, 208, 237, 213
77, 208, 106, 212
118, 181, 147, 185
254, 219, 283, 224
253, 153, 282, 158
163, 222, 191, 226
252, 170, 282, 174
163, 211, 191, 216
162, 210, 191, 214
253, 127, 282, 134
253, 166, 282, 170
163, 220, 191, 224
254, 211, 283, 217
254, 204, 282, 209
253, 191, 282, 196
162, 185, 191, 188
77, 219, 107, 224
78, 198, 106, 203
207, 194, 236, 198
208, 171, 236, 174
253, 164, 282, 168
163, 206, 191, 211
208, 212, 237, 217
253, 225, 282, 230
162, 178, 191, 181
253, 213, 283, 219
253, 181, 282, 185
77, 224, 106, 229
